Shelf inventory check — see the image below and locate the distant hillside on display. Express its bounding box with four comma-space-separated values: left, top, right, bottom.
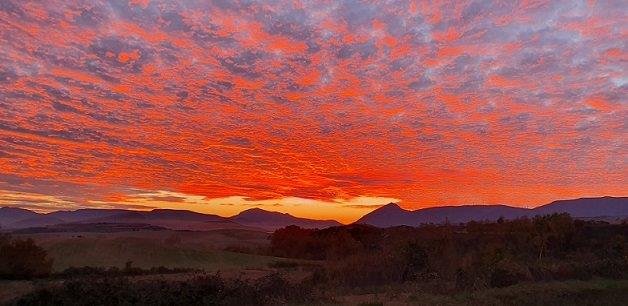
357, 196, 628, 227
0, 208, 239, 231
12, 222, 166, 234
87, 209, 224, 222
356, 203, 529, 227
354, 203, 417, 227
229, 208, 342, 230
532, 197, 628, 218
2, 196, 626, 231
0, 207, 342, 231
0, 207, 41, 228
9, 215, 66, 228
415, 205, 529, 224
56, 209, 247, 231
48, 209, 131, 223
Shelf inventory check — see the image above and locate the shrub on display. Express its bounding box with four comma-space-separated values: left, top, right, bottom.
17, 273, 317, 306
489, 267, 525, 288
267, 260, 300, 269
54, 265, 198, 278
0, 234, 52, 279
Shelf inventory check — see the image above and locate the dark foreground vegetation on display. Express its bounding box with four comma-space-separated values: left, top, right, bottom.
1, 214, 627, 305
15, 274, 316, 306
270, 214, 628, 289
0, 234, 52, 279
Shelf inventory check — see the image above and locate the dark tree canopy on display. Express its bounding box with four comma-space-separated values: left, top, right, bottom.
0, 234, 52, 279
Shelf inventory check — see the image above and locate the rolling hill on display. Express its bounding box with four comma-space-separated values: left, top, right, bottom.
532, 196, 628, 218
47, 208, 131, 223
356, 203, 530, 227
0, 207, 41, 227
82, 209, 240, 230
229, 208, 342, 230
9, 215, 67, 229
0, 207, 341, 231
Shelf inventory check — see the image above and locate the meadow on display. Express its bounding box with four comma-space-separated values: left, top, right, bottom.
1, 214, 627, 305
14, 229, 274, 272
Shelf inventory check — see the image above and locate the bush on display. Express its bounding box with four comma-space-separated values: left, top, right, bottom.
0, 234, 52, 279
311, 241, 429, 288
490, 267, 526, 288
17, 273, 317, 306
267, 260, 300, 269
54, 265, 198, 278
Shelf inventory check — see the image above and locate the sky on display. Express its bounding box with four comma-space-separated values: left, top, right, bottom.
0, 0, 626, 223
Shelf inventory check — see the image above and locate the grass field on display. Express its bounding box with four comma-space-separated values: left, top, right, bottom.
14, 229, 276, 272
1, 229, 311, 305
5, 228, 628, 305
335, 279, 628, 306
6, 278, 624, 305
0, 281, 33, 305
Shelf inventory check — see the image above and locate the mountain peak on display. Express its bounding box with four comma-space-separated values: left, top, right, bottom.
355, 202, 416, 227
230, 208, 341, 230
237, 208, 287, 217
0, 206, 41, 220
234, 208, 295, 221
380, 202, 403, 210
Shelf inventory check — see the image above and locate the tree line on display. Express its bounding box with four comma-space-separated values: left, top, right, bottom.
270, 214, 628, 288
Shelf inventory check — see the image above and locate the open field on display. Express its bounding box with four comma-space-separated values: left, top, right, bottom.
335, 278, 628, 306
3, 278, 627, 306
2, 216, 626, 305
13, 229, 276, 272
0, 228, 311, 304
0, 281, 33, 305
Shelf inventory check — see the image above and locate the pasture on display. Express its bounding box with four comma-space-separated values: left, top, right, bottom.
13, 229, 275, 272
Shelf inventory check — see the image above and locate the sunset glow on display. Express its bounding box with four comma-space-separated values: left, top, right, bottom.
0, 0, 626, 223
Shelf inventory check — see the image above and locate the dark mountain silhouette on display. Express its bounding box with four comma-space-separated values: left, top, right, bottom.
0, 207, 340, 231
9, 215, 66, 228
229, 208, 342, 230
75, 209, 242, 230
0, 208, 237, 230
354, 203, 417, 227
532, 196, 628, 218
415, 205, 529, 224
1, 196, 626, 230
12, 222, 166, 234
0, 207, 41, 228
357, 196, 628, 227
47, 209, 130, 223
88, 209, 225, 223
356, 203, 528, 227
143, 209, 226, 221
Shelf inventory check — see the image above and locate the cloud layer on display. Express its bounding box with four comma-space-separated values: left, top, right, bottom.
0, 0, 626, 221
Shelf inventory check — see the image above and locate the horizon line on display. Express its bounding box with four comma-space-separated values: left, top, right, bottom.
2, 195, 625, 224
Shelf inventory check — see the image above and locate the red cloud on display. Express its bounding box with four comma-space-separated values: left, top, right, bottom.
0, 0, 625, 219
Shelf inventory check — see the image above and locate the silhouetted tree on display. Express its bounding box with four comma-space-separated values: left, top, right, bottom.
0, 234, 53, 279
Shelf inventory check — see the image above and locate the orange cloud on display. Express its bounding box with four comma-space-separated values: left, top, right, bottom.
0, 0, 625, 222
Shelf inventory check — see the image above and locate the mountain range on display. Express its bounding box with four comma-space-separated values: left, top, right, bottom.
0, 207, 341, 232
356, 197, 628, 227
0, 196, 626, 231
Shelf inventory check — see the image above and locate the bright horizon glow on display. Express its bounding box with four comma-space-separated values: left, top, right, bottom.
0, 189, 402, 223
2, 189, 624, 224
